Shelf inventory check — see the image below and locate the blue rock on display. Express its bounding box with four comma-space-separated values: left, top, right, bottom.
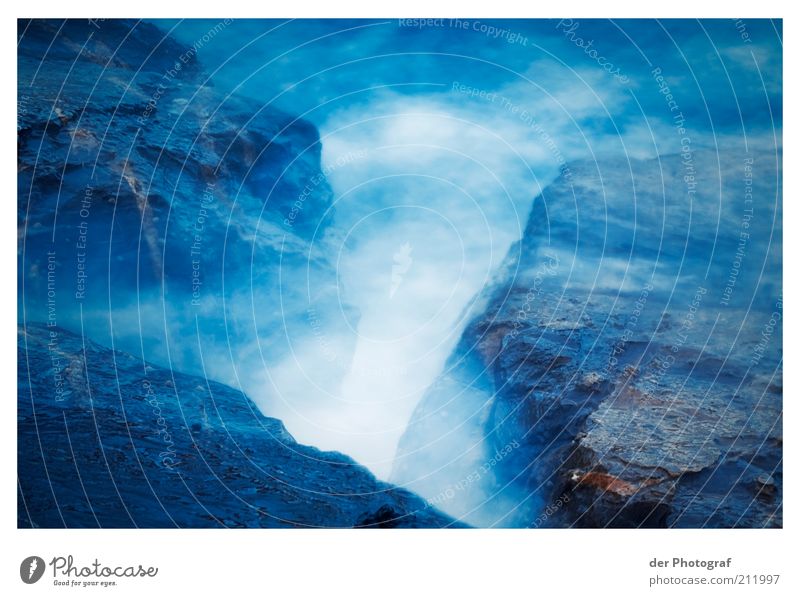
18, 323, 461, 528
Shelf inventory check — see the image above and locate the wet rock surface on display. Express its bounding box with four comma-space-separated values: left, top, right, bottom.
393, 153, 782, 528
18, 18, 353, 391
18, 323, 460, 528
19, 20, 782, 529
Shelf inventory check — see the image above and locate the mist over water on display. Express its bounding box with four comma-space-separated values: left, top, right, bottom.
17, 18, 782, 529
257, 83, 636, 476
262, 104, 543, 477
145, 19, 781, 485
62, 21, 770, 488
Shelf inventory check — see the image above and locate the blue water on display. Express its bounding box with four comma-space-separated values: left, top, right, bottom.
18, 19, 782, 526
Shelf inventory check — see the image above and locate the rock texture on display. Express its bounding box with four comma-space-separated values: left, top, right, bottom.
18, 18, 354, 390
19, 19, 782, 529
18, 323, 460, 528
393, 152, 782, 528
